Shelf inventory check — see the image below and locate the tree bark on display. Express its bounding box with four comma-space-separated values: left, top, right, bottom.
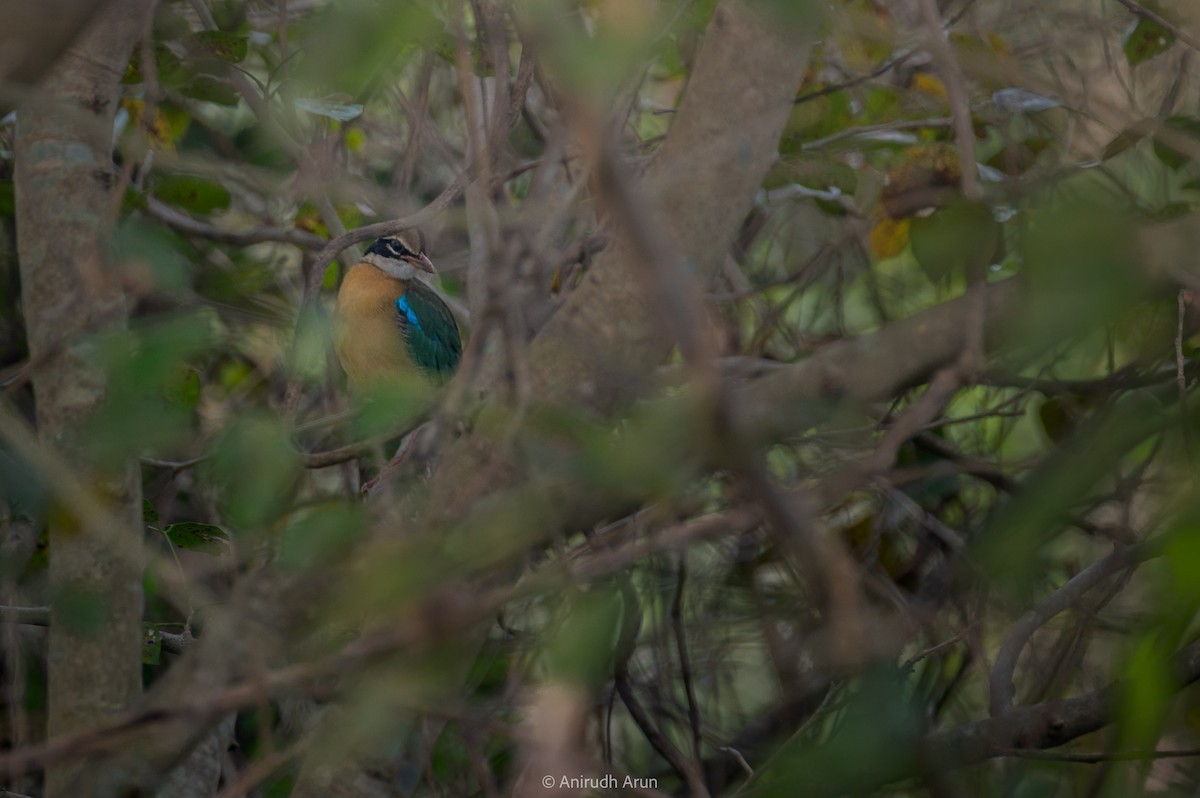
12, 2, 146, 795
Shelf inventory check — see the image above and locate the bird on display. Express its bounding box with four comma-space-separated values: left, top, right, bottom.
333, 229, 462, 391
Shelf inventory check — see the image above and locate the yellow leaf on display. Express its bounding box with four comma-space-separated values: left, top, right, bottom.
913, 72, 947, 102
345, 127, 366, 153
869, 215, 911, 259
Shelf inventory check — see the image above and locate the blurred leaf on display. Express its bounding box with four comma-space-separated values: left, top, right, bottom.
753, 667, 920, 796
868, 215, 910, 259
180, 76, 240, 106
1123, 13, 1176, 67
321, 261, 339, 292
151, 174, 231, 214
278, 502, 364, 569
831, 0, 894, 71
1148, 200, 1197, 221
909, 199, 999, 283
88, 311, 218, 462
345, 126, 367, 152
142, 499, 159, 526
142, 625, 162, 665
1102, 119, 1157, 161
976, 390, 1166, 586
1038, 395, 1085, 443
164, 522, 230, 555
182, 30, 248, 63
294, 98, 364, 121
782, 92, 852, 155
293, 1, 441, 98
1121, 635, 1172, 747
1152, 115, 1200, 171
164, 365, 202, 409
0, 450, 46, 525
123, 43, 184, 84
122, 100, 191, 152
991, 87, 1060, 113
543, 584, 639, 688
111, 217, 191, 296
911, 71, 947, 102
206, 414, 302, 529
352, 375, 435, 438
152, 5, 192, 40
1019, 199, 1145, 346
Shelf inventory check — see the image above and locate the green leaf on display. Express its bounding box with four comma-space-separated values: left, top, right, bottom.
143, 499, 159, 526
182, 30, 248, 63
909, 199, 1000, 283
1121, 635, 1172, 746
142, 624, 163, 665
206, 414, 302, 529
1152, 115, 1200, 171
294, 98, 365, 122
87, 310, 219, 463
1148, 201, 1197, 221
1101, 119, 1157, 161
180, 76, 240, 106
110, 217, 193, 296
1123, 15, 1175, 67
278, 502, 364, 569
123, 43, 184, 85
151, 174, 231, 214
163, 522, 230, 555
164, 366, 202, 409
543, 584, 639, 688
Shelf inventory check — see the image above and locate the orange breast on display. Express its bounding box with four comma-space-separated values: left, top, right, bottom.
333, 263, 413, 389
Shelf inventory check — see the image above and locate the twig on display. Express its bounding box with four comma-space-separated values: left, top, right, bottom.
1177, 289, 1194, 468
1001, 747, 1200, 763
614, 668, 709, 797
988, 536, 1165, 717
801, 117, 953, 152
671, 555, 704, 772
0, 605, 194, 654
144, 198, 324, 248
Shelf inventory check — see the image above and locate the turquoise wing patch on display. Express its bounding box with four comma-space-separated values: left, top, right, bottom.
395, 282, 461, 379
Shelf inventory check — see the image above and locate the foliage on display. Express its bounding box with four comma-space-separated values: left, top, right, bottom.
1, 0, 1200, 796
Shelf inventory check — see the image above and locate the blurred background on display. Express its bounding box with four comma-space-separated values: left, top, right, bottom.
1, 0, 1200, 796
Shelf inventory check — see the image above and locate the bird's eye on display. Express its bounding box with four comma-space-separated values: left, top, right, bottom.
388, 241, 409, 257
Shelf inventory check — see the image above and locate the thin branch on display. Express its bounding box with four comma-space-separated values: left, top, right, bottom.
0, 605, 194, 655
614, 668, 709, 797
1001, 747, 1200, 763
671, 555, 705, 773
144, 197, 324, 248
988, 536, 1165, 717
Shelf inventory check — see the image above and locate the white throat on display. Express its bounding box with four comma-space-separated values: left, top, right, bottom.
364, 251, 417, 281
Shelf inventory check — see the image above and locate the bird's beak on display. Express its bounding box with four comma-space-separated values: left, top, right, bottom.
404, 253, 437, 274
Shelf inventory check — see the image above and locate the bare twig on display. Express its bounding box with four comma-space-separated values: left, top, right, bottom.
615, 668, 710, 797
988, 536, 1165, 717
145, 198, 324, 248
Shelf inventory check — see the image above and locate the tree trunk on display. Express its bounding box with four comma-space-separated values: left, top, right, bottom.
12, 2, 147, 794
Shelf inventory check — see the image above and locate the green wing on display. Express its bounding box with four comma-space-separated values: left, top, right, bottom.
395, 281, 462, 380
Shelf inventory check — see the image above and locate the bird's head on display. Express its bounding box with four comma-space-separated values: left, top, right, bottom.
363, 230, 436, 281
